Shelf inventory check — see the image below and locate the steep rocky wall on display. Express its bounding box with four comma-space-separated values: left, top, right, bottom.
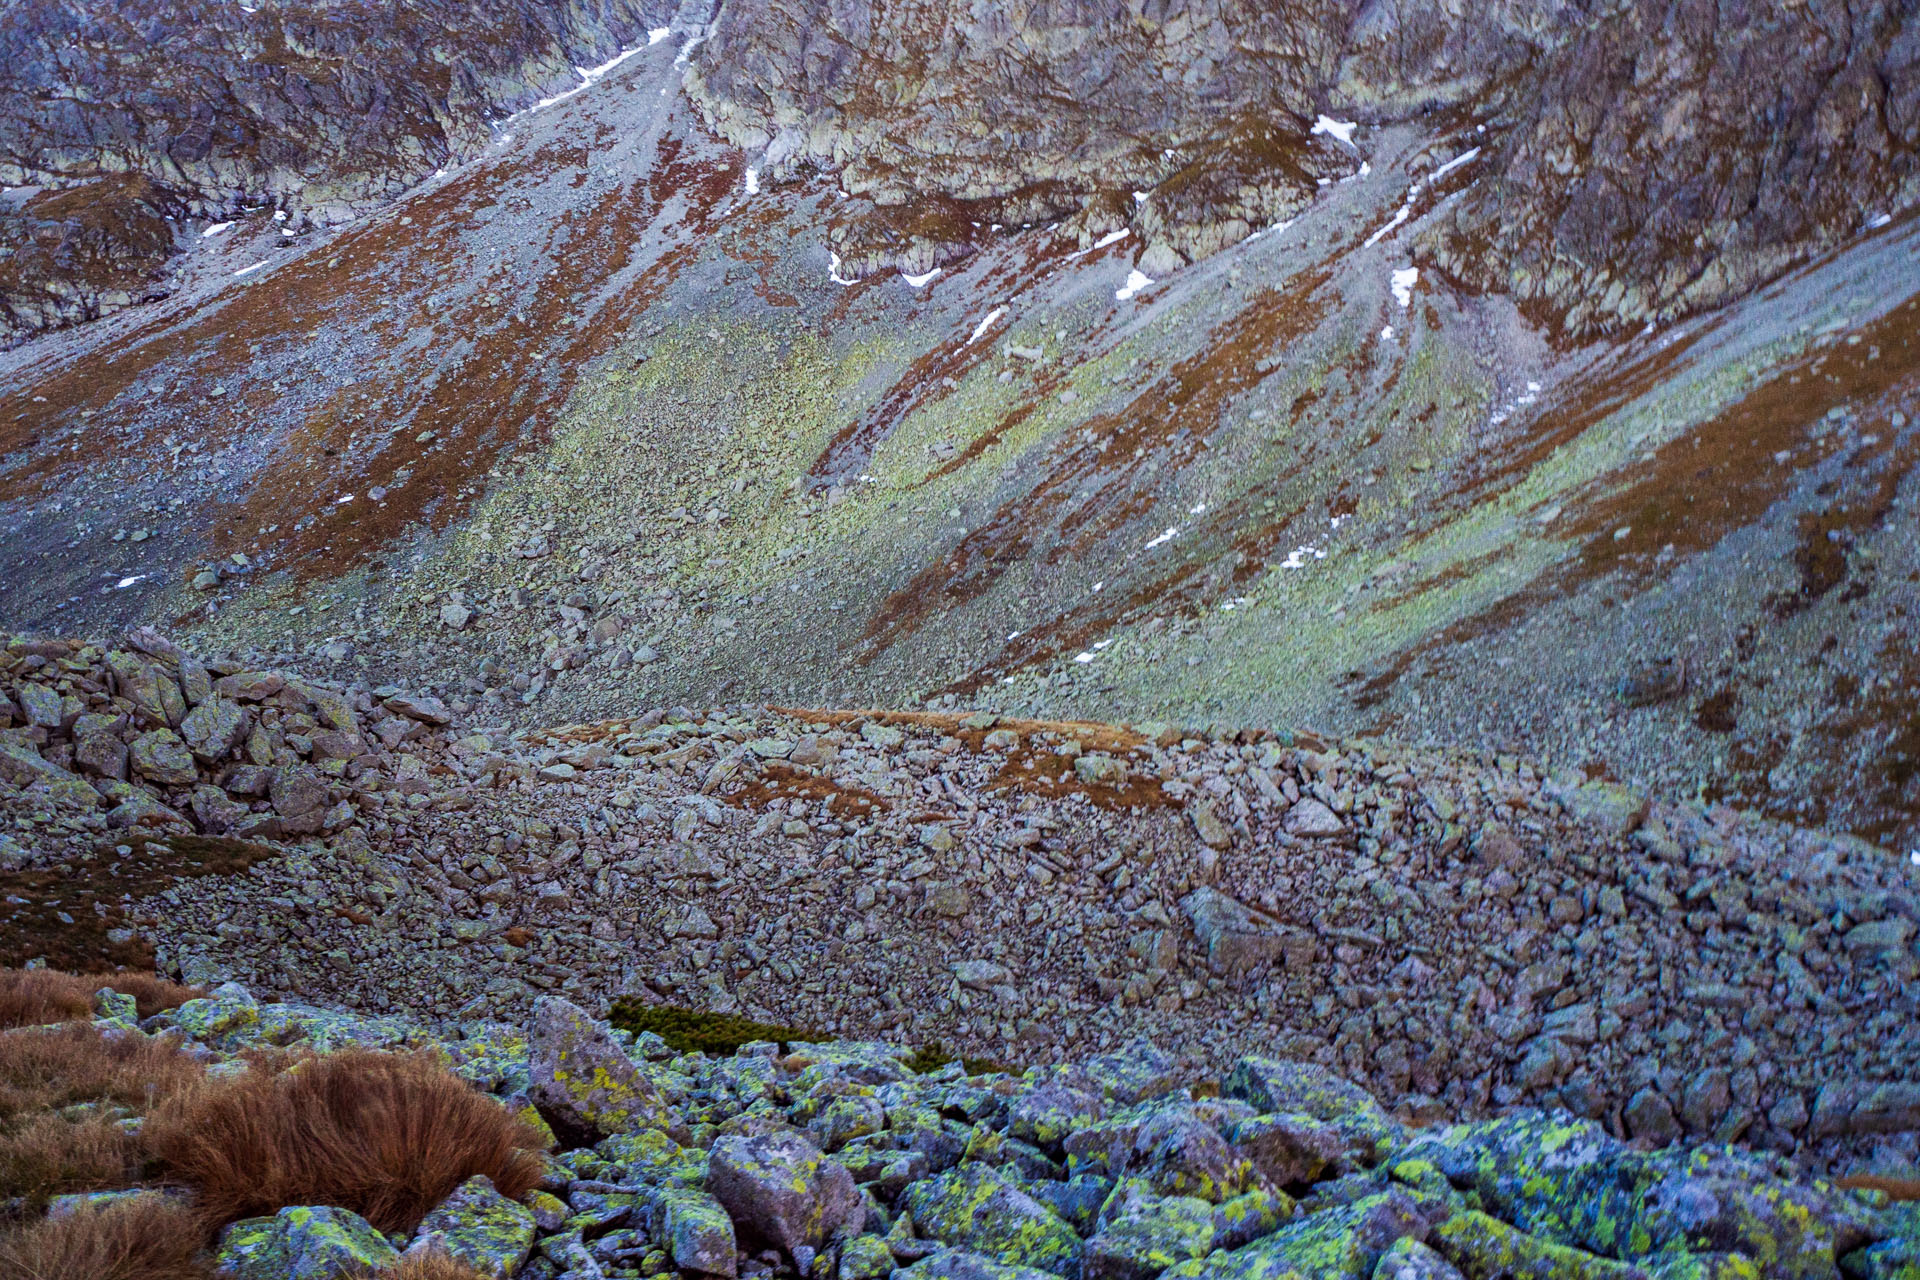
687, 0, 1920, 334
0, 0, 674, 341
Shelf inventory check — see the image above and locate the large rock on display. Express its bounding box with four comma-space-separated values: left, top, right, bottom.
1170, 1190, 1425, 1280
1180, 888, 1318, 976
645, 1186, 739, 1276
526, 995, 669, 1137
0, 740, 101, 806
707, 1131, 862, 1259
130, 728, 197, 786
1222, 1059, 1398, 1162
1429, 1211, 1645, 1280
1084, 1182, 1219, 1280
1396, 1113, 1880, 1276
901, 1162, 1083, 1275
407, 1175, 536, 1279
106, 651, 186, 726
1231, 1112, 1349, 1186
215, 1204, 400, 1279
180, 695, 250, 761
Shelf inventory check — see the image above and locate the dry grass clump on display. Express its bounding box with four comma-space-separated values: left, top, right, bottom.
0, 1021, 206, 1122
0, 1022, 207, 1205
144, 1049, 545, 1233
381, 1249, 495, 1279
0, 1193, 211, 1280
0, 969, 203, 1030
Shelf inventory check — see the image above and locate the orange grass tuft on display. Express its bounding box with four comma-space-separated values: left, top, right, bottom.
0, 968, 204, 1030
0, 1193, 210, 1280
143, 1049, 545, 1234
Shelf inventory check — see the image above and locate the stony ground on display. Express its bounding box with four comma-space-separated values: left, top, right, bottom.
5, 631, 1917, 1182
36, 971, 1920, 1280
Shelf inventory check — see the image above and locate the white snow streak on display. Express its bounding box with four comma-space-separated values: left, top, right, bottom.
902, 267, 942, 288
232, 261, 270, 277
202, 221, 233, 238
1362, 204, 1410, 249
648, 26, 671, 44
967, 307, 1008, 345
828, 252, 856, 286
1430, 146, 1482, 181
1145, 527, 1178, 549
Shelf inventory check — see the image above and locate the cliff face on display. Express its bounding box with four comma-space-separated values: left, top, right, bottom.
0, 0, 672, 341
688, 0, 1920, 334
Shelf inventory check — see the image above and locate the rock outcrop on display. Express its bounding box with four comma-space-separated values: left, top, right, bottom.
0, 0, 673, 342
687, 0, 1920, 333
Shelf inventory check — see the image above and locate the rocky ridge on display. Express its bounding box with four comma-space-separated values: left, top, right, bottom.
688, 0, 1920, 334
3, 630, 1917, 1175
31, 975, 1920, 1280
0, 0, 672, 341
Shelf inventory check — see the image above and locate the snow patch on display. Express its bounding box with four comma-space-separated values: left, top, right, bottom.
828, 252, 856, 286
1094, 228, 1130, 249
1115, 269, 1154, 301
1073, 652, 1095, 664
744, 168, 760, 196
232, 261, 270, 277
114, 575, 147, 590
1145, 526, 1179, 549
1311, 115, 1358, 147
1363, 205, 1411, 249
1391, 266, 1418, 308
201, 221, 233, 238
902, 267, 942, 288
648, 26, 671, 43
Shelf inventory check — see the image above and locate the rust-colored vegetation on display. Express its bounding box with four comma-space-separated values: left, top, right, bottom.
0, 1194, 212, 1280
143, 1048, 544, 1234
0, 967, 202, 1029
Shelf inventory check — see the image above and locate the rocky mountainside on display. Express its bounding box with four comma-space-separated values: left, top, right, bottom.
690, 0, 1920, 334
1, 3, 1919, 1260
0, 0, 672, 340
3, 629, 1917, 1175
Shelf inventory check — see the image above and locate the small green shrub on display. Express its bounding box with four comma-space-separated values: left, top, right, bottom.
606, 1000, 818, 1055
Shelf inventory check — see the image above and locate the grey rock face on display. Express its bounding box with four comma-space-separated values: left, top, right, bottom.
0, 0, 673, 343
706, 1131, 863, 1258
686, 0, 1919, 335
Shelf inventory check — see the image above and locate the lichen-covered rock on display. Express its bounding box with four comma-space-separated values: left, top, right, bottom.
708, 1131, 863, 1258
1133, 1110, 1255, 1203
1397, 1113, 1879, 1277
91, 987, 137, 1026
180, 694, 249, 761
0, 740, 102, 806
526, 994, 669, 1137
106, 651, 185, 726
1009, 1079, 1108, 1148
1082, 1039, 1183, 1106
215, 1204, 400, 1279
1232, 1112, 1348, 1186
1210, 1187, 1295, 1252
902, 1161, 1084, 1275
1172, 1190, 1426, 1280
1085, 1180, 1219, 1280
897, 1247, 1074, 1280
160, 985, 261, 1047
839, 1232, 897, 1280
1223, 1059, 1399, 1164
1839, 1235, 1920, 1280
645, 1186, 738, 1276
407, 1175, 536, 1279
1429, 1210, 1647, 1280
1372, 1237, 1467, 1280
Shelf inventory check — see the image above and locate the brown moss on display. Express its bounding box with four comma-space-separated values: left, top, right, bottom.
0, 835, 279, 972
